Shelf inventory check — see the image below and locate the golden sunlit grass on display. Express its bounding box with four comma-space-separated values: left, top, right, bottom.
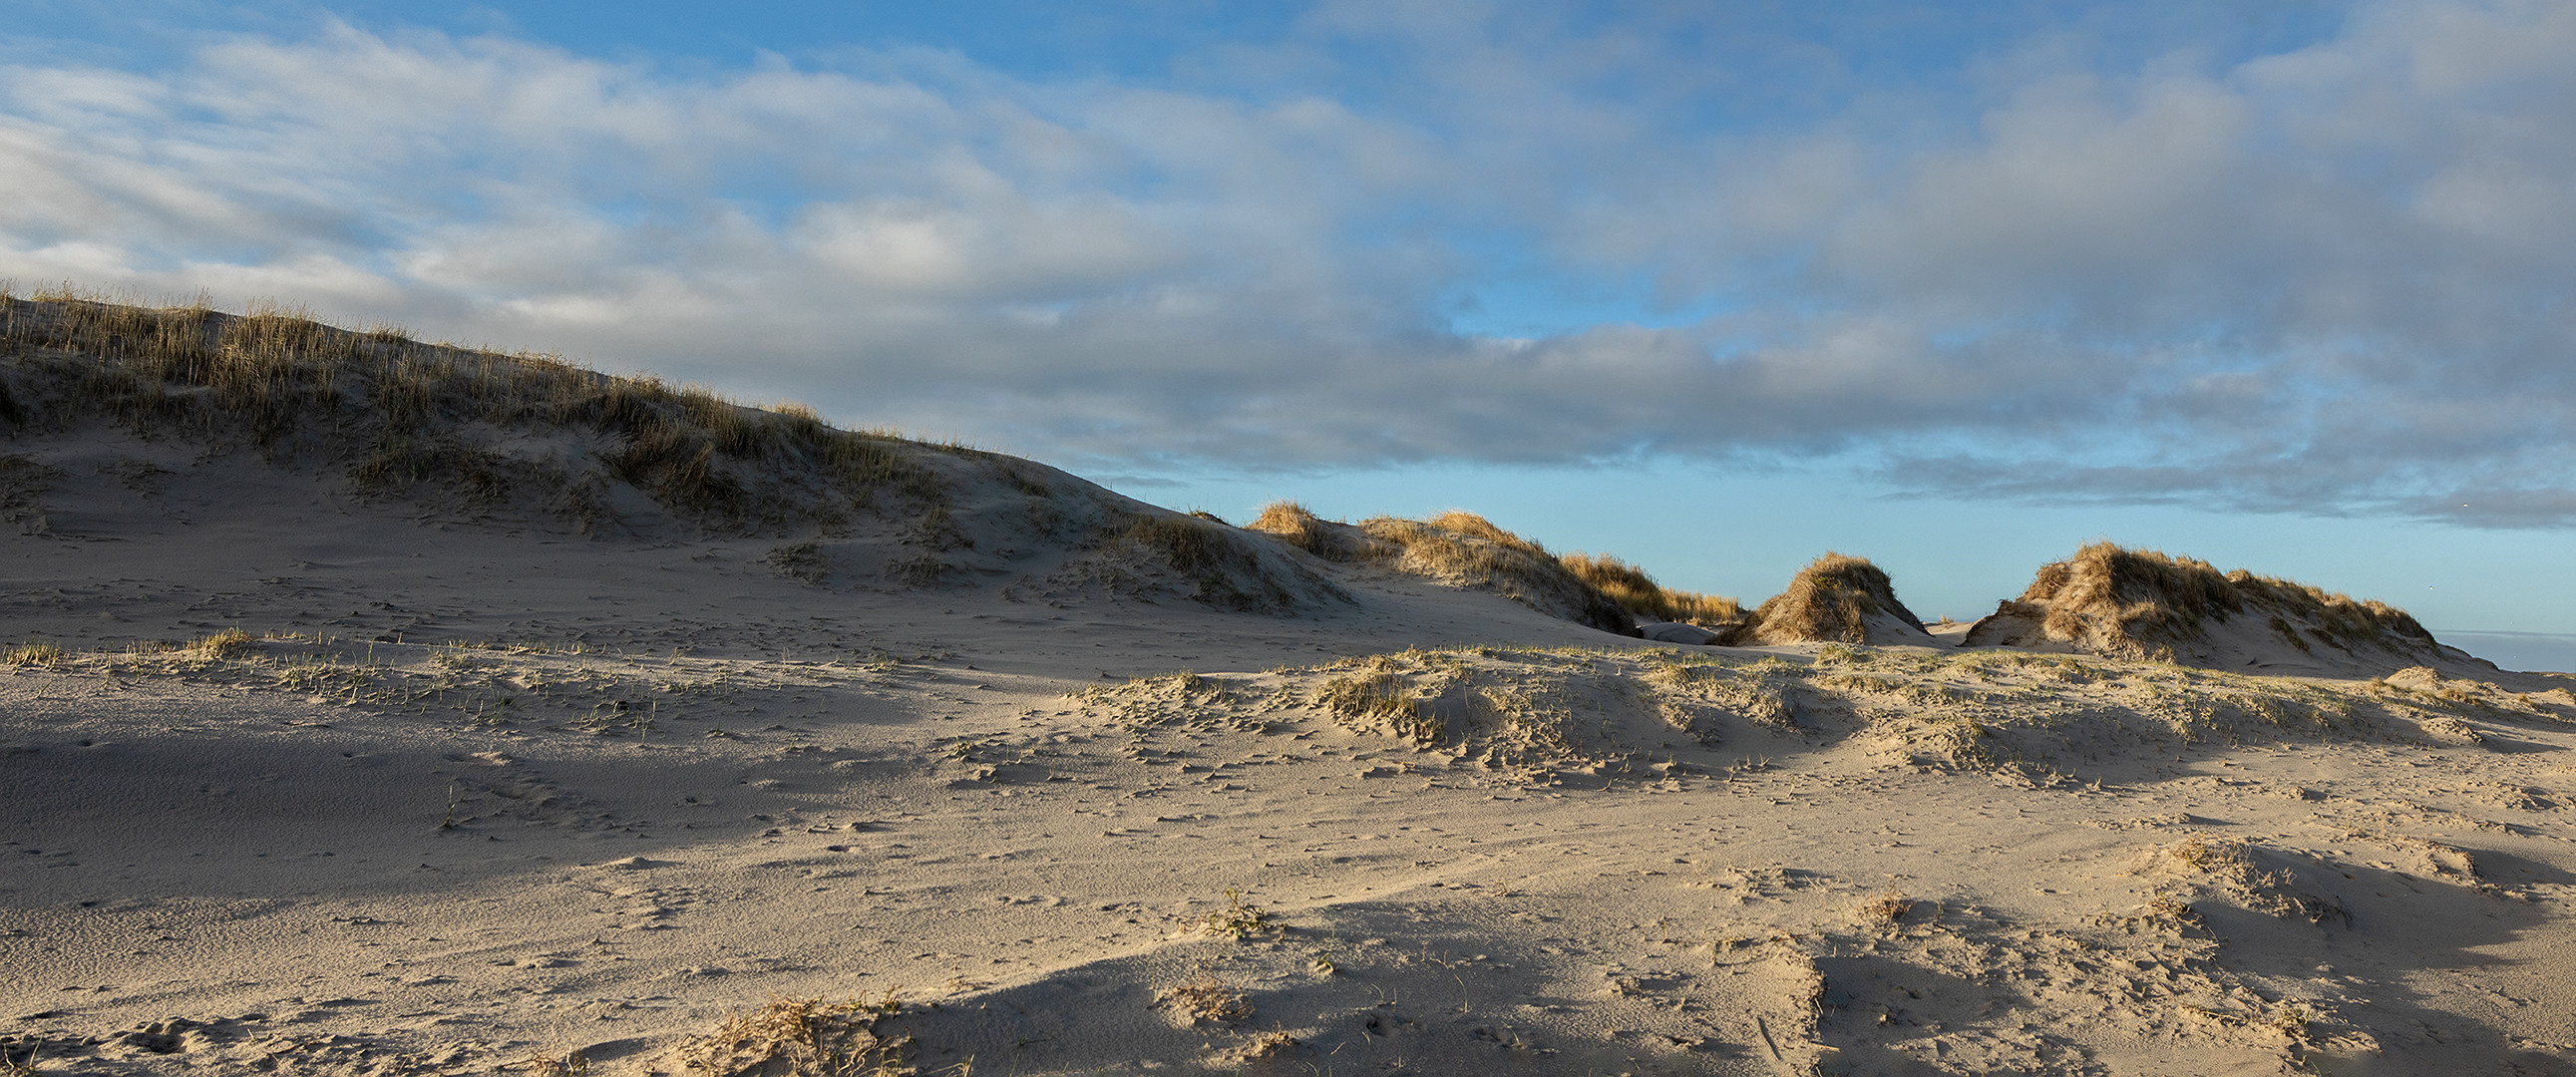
0, 285, 952, 531
1557, 550, 1745, 627
3, 643, 65, 667
2017, 542, 2435, 662
1245, 502, 1632, 633
1739, 551, 1926, 644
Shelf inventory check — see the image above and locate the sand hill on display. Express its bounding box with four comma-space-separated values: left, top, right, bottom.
1244, 503, 1633, 634
1733, 553, 1934, 647
1964, 542, 2494, 677
6, 294, 2576, 1077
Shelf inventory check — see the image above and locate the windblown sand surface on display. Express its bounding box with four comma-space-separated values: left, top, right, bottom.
6, 307, 2576, 1075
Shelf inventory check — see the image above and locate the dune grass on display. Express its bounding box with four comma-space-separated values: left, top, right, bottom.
0, 287, 953, 531
2018, 542, 2435, 662
1739, 552, 1925, 644
1108, 513, 1312, 612
1245, 502, 1633, 633
1557, 551, 1745, 627
3, 642, 64, 666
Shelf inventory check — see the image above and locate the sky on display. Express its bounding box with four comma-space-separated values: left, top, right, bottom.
4, 1, 2573, 667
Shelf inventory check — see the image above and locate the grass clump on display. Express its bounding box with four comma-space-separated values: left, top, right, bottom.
1738, 553, 1926, 644
1852, 892, 1915, 927
1245, 503, 1631, 633
1162, 972, 1254, 1024
1558, 551, 1745, 628
1117, 515, 1271, 607
1104, 512, 1333, 612
677, 994, 908, 1076
3, 643, 65, 666
185, 628, 254, 659
1314, 668, 1443, 743
1246, 501, 1391, 560
1202, 888, 1276, 940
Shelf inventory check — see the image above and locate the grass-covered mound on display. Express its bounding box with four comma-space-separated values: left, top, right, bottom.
0, 289, 1338, 610
1737, 553, 1932, 645
0, 291, 988, 529
1965, 542, 2463, 672
1246, 503, 1634, 634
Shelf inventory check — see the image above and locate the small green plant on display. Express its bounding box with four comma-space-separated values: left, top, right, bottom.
2270, 1004, 2314, 1042
1203, 888, 1273, 940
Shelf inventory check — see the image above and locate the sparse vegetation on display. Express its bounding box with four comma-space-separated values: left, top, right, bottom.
3, 643, 64, 666
1107, 513, 1318, 612
678, 994, 909, 1076
2145, 837, 2348, 925
1202, 888, 1275, 940
1245, 503, 1631, 632
1853, 892, 1914, 926
1, 1040, 41, 1077
1161, 972, 1253, 1024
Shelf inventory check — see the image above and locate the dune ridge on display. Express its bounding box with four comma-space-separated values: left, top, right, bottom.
1964, 541, 2482, 676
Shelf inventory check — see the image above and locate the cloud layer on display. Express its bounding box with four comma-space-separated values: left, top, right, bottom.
3, 2, 2573, 525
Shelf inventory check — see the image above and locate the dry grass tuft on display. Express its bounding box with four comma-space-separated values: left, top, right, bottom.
185, 628, 255, 659
1162, 972, 1254, 1024
678, 994, 905, 1076
1245, 501, 1389, 560
1739, 552, 1925, 644
1558, 551, 1745, 628
1314, 667, 1443, 743
1357, 514, 1630, 633
1852, 891, 1915, 926
2145, 837, 2349, 924
3, 643, 65, 667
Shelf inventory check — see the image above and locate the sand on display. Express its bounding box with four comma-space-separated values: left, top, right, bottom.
6, 430, 2576, 1076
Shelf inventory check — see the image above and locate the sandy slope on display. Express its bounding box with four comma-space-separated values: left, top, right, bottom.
6, 439, 2576, 1076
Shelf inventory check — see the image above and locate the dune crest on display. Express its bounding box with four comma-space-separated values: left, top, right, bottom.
1966, 542, 2481, 675
1245, 502, 1633, 633
1737, 552, 1933, 646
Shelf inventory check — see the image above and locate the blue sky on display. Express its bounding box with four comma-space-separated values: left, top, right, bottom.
5, 1, 2573, 667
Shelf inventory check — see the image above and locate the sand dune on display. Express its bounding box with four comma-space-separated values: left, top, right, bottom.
6, 297, 2576, 1076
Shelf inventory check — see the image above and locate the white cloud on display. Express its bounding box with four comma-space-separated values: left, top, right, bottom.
2, 3, 2573, 526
